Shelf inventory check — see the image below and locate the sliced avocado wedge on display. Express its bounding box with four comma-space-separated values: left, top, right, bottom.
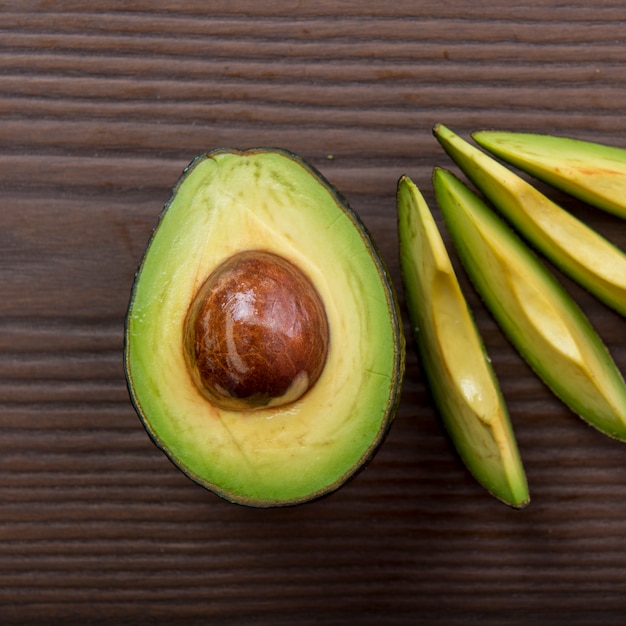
398, 175, 529, 508
433, 167, 626, 442
433, 123, 626, 317
472, 129, 626, 220
125, 148, 405, 507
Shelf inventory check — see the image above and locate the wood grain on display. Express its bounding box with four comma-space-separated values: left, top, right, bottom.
1, 1, 626, 624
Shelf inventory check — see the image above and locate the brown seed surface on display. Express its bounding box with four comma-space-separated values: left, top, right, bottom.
184, 250, 330, 411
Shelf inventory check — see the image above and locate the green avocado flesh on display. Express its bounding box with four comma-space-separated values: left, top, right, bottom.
472, 130, 626, 220
433, 124, 626, 317
125, 148, 405, 507
433, 168, 626, 442
397, 175, 528, 508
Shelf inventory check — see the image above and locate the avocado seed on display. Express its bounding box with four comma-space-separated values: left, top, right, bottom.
184, 250, 330, 411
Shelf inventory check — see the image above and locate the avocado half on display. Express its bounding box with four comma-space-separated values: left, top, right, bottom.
125, 148, 405, 507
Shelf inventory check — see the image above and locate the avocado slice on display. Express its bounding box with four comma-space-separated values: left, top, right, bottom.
472, 129, 626, 220
433, 167, 626, 442
433, 124, 626, 317
125, 148, 405, 507
397, 175, 529, 507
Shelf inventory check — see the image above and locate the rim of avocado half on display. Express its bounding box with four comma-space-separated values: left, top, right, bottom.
124, 147, 405, 507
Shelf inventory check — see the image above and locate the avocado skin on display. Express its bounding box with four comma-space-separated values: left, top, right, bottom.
398, 175, 529, 508
433, 167, 626, 442
472, 130, 626, 220
124, 147, 405, 507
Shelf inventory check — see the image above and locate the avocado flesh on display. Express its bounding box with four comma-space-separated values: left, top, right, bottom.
398, 176, 529, 507
433, 168, 626, 442
125, 148, 405, 507
472, 130, 626, 220
434, 124, 626, 317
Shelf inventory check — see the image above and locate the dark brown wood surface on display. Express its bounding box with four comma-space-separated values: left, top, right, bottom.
2, 2, 626, 624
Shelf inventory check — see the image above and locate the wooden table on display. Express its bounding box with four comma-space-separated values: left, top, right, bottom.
2, 2, 626, 624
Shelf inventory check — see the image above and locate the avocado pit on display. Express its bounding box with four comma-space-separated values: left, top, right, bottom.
184, 250, 330, 411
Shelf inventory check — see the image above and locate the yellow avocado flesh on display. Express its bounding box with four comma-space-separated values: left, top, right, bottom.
398, 176, 528, 508
473, 130, 626, 220
125, 149, 404, 506
433, 168, 626, 442
434, 124, 626, 317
